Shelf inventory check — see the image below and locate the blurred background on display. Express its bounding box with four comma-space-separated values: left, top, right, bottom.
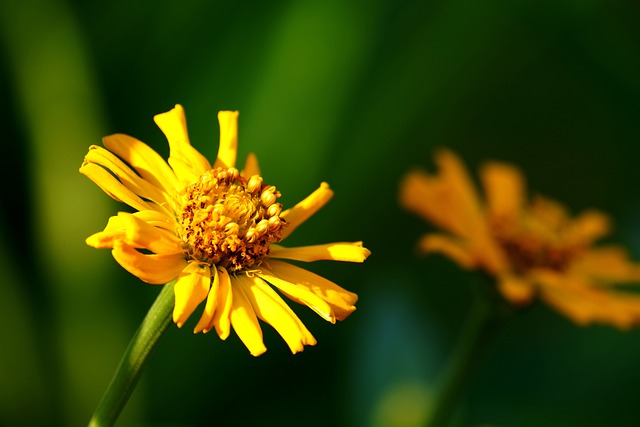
2, 0, 640, 426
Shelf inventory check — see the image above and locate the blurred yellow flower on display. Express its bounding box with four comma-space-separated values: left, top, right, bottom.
400, 149, 640, 329
80, 104, 370, 356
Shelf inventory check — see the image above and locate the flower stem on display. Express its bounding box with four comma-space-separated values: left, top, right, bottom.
88, 281, 176, 427
425, 284, 510, 427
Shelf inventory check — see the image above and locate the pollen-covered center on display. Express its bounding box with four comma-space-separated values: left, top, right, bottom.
177, 167, 286, 271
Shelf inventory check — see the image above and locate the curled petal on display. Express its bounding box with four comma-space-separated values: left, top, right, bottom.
83, 145, 172, 209
229, 277, 267, 356
154, 104, 211, 183
480, 161, 525, 219
270, 242, 370, 263
400, 150, 482, 239
102, 133, 179, 194
212, 267, 233, 339
193, 266, 220, 333
265, 260, 357, 320
131, 210, 176, 232
257, 267, 335, 323
112, 241, 187, 284
416, 233, 478, 270
173, 263, 212, 328
214, 111, 239, 169
79, 162, 152, 213
280, 183, 333, 240
86, 212, 182, 254
236, 274, 316, 354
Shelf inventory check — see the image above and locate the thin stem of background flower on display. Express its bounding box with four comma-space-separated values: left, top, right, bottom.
88, 280, 176, 427
425, 281, 510, 427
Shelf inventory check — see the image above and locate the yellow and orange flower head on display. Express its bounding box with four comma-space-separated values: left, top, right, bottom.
80, 104, 370, 356
400, 149, 640, 329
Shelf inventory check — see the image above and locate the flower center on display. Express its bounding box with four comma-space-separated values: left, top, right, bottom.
177, 167, 286, 271
489, 215, 585, 273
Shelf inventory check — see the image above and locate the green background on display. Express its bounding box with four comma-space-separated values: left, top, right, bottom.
2, 0, 640, 426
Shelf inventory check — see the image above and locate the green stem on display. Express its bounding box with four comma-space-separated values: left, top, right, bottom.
425, 285, 509, 427
88, 281, 176, 427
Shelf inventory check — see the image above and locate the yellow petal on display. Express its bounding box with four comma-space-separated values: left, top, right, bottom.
102, 133, 178, 194
399, 154, 507, 274
132, 210, 176, 232
530, 196, 569, 229
266, 260, 357, 320
173, 262, 212, 328
213, 111, 239, 169
229, 277, 267, 356
79, 162, 153, 212
193, 267, 219, 333
83, 145, 172, 210
535, 270, 640, 329
416, 233, 478, 269
280, 183, 333, 240
153, 104, 211, 183
479, 161, 525, 219
399, 171, 469, 241
236, 274, 316, 354
86, 212, 182, 254
86, 215, 125, 248
257, 267, 335, 323
497, 274, 535, 305
112, 241, 187, 284
241, 152, 260, 178
120, 213, 182, 254
571, 247, 640, 283
566, 210, 610, 244
269, 242, 370, 263
212, 267, 233, 339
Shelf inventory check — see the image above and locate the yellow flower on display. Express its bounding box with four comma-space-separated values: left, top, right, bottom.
400, 149, 640, 329
80, 104, 370, 356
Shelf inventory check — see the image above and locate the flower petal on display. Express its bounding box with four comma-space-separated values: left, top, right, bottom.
241, 153, 260, 178
236, 274, 316, 354
173, 262, 212, 328
265, 260, 357, 320
280, 183, 333, 240
257, 267, 335, 323
102, 133, 178, 194
112, 241, 187, 284
83, 145, 172, 210
213, 111, 239, 170
154, 104, 211, 184
497, 274, 535, 305
269, 242, 370, 263
212, 267, 233, 339
566, 210, 611, 244
86, 212, 182, 255
535, 271, 640, 329
571, 247, 640, 283
132, 210, 176, 232
193, 267, 219, 333
400, 150, 482, 239
79, 162, 153, 212
479, 161, 525, 219
229, 277, 267, 356
530, 196, 569, 230
416, 233, 478, 270
400, 151, 507, 274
